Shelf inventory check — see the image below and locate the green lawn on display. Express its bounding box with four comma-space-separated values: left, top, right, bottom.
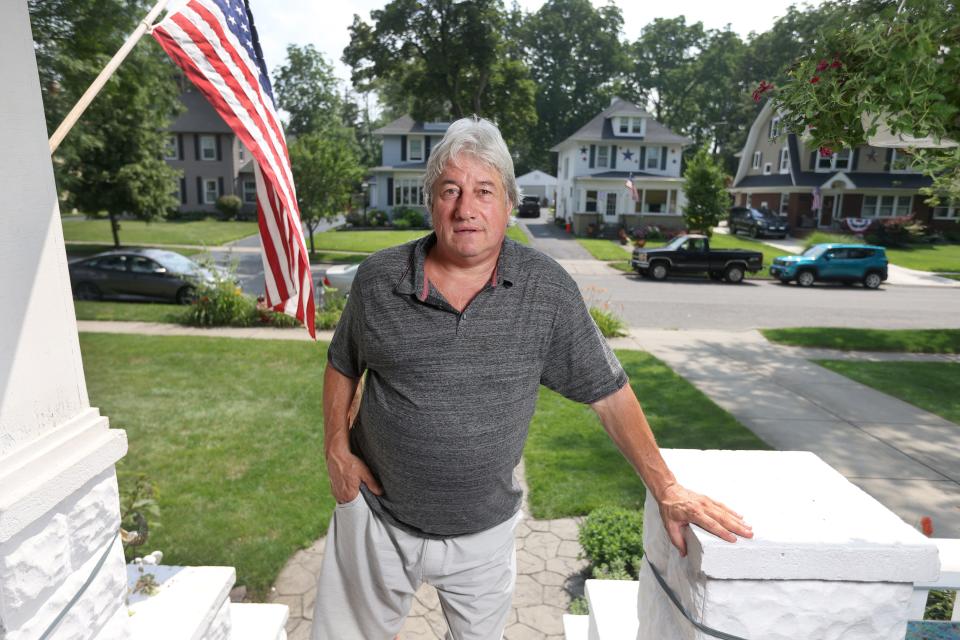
309, 227, 527, 256
576, 238, 633, 261
74, 301, 185, 322
524, 350, 769, 519
816, 360, 960, 424
308, 251, 368, 264
62, 219, 259, 246
81, 334, 332, 600
762, 328, 960, 354
66, 244, 204, 258
506, 225, 530, 244
884, 243, 960, 273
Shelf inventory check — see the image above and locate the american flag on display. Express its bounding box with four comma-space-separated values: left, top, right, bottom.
625, 174, 639, 202
153, 0, 316, 338
811, 186, 822, 211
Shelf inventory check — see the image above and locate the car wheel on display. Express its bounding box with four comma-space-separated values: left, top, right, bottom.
796, 270, 815, 287
75, 282, 102, 301
724, 265, 745, 284
176, 285, 197, 305
863, 272, 882, 289
650, 262, 669, 281
749, 227, 758, 238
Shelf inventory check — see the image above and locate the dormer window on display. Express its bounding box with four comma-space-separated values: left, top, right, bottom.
616, 116, 644, 136
769, 116, 782, 139
779, 147, 790, 173
408, 137, 424, 162
816, 148, 850, 172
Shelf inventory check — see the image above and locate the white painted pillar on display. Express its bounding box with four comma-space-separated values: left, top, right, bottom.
0, 3, 130, 638
638, 450, 940, 640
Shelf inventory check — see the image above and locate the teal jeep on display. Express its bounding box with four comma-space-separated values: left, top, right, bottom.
770, 244, 889, 289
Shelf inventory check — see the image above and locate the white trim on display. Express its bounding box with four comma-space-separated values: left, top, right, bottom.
733, 100, 776, 186
752, 151, 762, 170
242, 178, 256, 204
815, 148, 851, 172
769, 116, 782, 140
407, 136, 424, 162
647, 146, 661, 170
779, 147, 790, 174
198, 134, 217, 161
818, 172, 857, 190
203, 178, 219, 204
932, 203, 958, 220
763, 162, 772, 175
860, 193, 913, 218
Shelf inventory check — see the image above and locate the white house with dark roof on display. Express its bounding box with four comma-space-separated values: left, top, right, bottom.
368, 115, 450, 216
552, 98, 692, 235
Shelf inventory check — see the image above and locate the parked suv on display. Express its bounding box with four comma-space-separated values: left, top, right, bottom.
770, 244, 888, 289
517, 195, 541, 218
728, 207, 789, 239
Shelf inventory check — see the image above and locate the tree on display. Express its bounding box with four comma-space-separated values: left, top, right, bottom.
342, 0, 537, 158
682, 148, 729, 236
769, 0, 960, 204
31, 0, 182, 247
519, 0, 629, 171
272, 44, 342, 138
289, 128, 363, 255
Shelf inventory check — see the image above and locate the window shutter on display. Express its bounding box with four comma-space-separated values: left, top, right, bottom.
809, 151, 816, 170
180, 178, 186, 204
387, 177, 394, 205
425, 136, 432, 161
852, 148, 860, 171
177, 134, 183, 160
218, 177, 224, 197
883, 148, 893, 171
195, 135, 200, 161
401, 135, 407, 161
610, 145, 617, 169
639, 146, 646, 168
589, 145, 596, 168
196, 176, 202, 203
216, 135, 222, 161
661, 146, 667, 170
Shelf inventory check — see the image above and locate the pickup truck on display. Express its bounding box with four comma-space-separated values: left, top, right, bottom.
631, 234, 764, 283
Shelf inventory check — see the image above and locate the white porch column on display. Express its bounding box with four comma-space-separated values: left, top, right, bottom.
638, 450, 940, 640
0, 3, 130, 639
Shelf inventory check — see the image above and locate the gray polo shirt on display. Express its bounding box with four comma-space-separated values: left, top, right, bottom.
327, 233, 627, 538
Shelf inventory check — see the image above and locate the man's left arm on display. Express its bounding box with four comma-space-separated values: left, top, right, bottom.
590, 383, 753, 557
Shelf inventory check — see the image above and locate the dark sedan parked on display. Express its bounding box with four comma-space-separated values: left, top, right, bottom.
728, 207, 789, 239
69, 248, 227, 304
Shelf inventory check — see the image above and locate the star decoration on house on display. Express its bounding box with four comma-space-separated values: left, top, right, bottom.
866, 149, 878, 162
622, 149, 635, 161
580, 147, 588, 155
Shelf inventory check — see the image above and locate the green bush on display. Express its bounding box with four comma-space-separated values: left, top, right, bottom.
802, 231, 865, 250
345, 211, 364, 227
182, 277, 255, 327
392, 218, 412, 230
392, 206, 426, 228
579, 506, 644, 578
117, 471, 161, 562
943, 228, 960, 243
589, 306, 628, 338
925, 589, 957, 620
215, 195, 243, 221
864, 215, 929, 247
366, 209, 388, 227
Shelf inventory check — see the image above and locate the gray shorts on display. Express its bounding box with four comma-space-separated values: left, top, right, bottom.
310, 494, 521, 640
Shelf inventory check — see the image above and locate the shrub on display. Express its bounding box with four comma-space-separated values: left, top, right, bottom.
589, 306, 627, 338
925, 589, 957, 621
344, 211, 365, 227
366, 209, 388, 227
392, 206, 426, 228
802, 231, 865, 250
579, 506, 644, 578
117, 471, 161, 562
215, 195, 243, 221
392, 218, 411, 230
182, 278, 255, 327
864, 215, 928, 247
944, 228, 960, 243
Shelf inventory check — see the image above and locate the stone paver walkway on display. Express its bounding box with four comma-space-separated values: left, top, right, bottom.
269, 460, 588, 640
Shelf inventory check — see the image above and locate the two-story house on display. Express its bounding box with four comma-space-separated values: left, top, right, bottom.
730, 100, 958, 233
553, 98, 691, 235
164, 79, 257, 216
368, 115, 450, 217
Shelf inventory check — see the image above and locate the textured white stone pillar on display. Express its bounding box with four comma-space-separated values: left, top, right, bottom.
0, 2, 130, 638
637, 450, 940, 640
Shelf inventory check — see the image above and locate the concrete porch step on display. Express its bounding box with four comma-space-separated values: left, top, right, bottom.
585, 579, 639, 640
126, 565, 235, 639
230, 603, 289, 640
562, 613, 589, 639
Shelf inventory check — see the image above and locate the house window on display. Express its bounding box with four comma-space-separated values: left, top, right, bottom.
585, 190, 598, 212
817, 148, 851, 172
780, 193, 790, 215
763, 163, 772, 175
203, 178, 219, 204
752, 151, 762, 170
563, 157, 569, 180
646, 146, 660, 170
631, 117, 642, 134
597, 146, 609, 168
238, 143, 246, 162
605, 193, 617, 216
861, 194, 912, 218
619, 118, 629, 133
199, 135, 217, 161
769, 116, 781, 139
408, 137, 424, 162
779, 148, 790, 173
890, 149, 913, 172
644, 190, 667, 213
243, 179, 257, 203
933, 201, 958, 220
393, 177, 424, 206
164, 134, 178, 160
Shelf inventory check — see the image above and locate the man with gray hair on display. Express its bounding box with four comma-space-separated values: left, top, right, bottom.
312, 116, 751, 639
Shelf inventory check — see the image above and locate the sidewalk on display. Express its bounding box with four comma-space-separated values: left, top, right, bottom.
610, 329, 960, 538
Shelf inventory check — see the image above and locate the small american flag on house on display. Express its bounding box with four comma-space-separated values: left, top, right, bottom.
152, 0, 316, 338
625, 174, 639, 202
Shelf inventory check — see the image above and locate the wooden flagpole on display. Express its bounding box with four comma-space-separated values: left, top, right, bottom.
48, 0, 170, 154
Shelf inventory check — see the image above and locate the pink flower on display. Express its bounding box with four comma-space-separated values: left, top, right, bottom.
818, 146, 833, 157
816, 60, 829, 72
752, 80, 774, 103
830, 58, 843, 69
810, 75, 820, 84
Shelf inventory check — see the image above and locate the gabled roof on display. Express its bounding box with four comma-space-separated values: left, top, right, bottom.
373, 115, 450, 136
551, 98, 691, 151
516, 170, 557, 186
169, 85, 233, 134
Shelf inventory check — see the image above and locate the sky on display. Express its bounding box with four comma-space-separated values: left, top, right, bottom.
247, 0, 825, 87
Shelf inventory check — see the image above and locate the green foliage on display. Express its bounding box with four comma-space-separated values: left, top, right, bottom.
589, 306, 628, 338
762, 328, 960, 354
391, 218, 411, 230
272, 44, 342, 138
391, 207, 427, 228
579, 506, 644, 578
366, 209, 388, 228
316, 287, 347, 330
215, 195, 243, 221
117, 471, 161, 562
925, 590, 957, 621
802, 231, 866, 250
682, 148, 728, 235
771, 0, 960, 205
864, 216, 929, 248
183, 278, 254, 328
568, 596, 589, 615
